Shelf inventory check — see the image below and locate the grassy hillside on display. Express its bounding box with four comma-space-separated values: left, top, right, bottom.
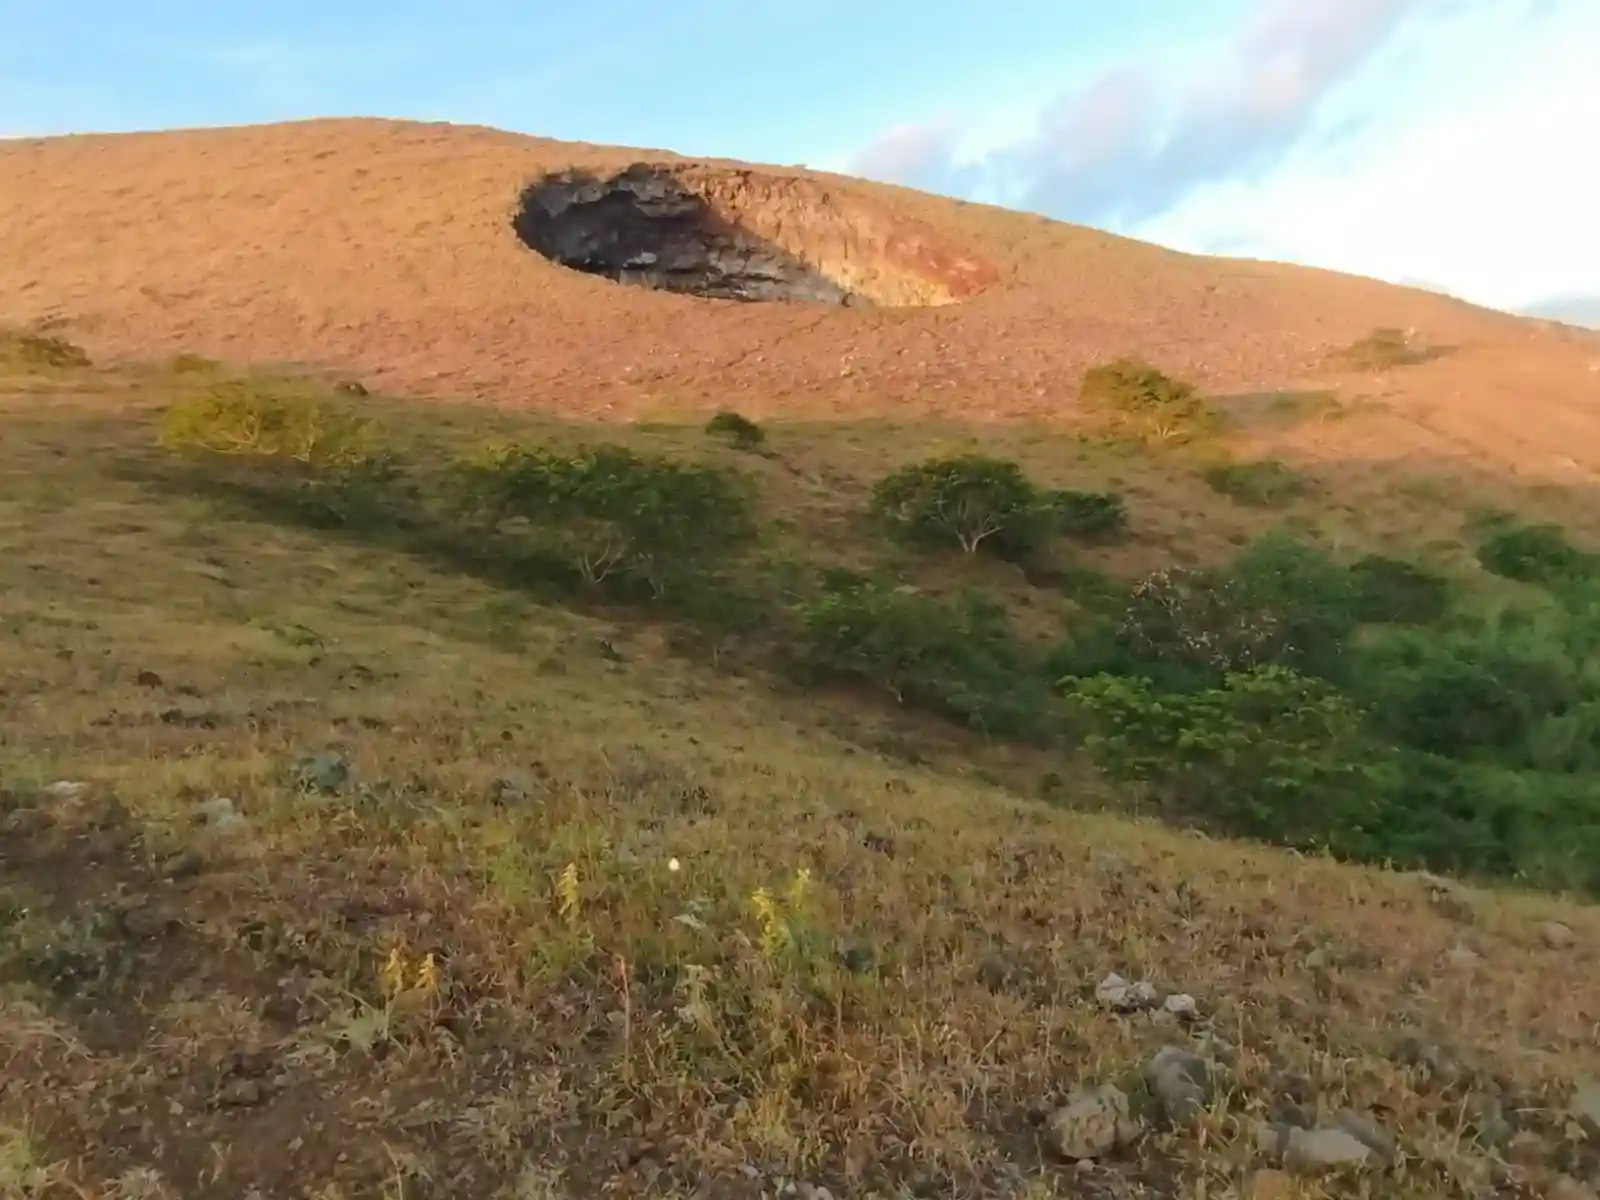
3, 332, 1599, 1199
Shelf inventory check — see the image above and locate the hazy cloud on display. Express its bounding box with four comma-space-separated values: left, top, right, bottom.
851, 0, 1426, 225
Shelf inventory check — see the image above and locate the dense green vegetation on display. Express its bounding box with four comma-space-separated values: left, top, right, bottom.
156, 378, 1600, 896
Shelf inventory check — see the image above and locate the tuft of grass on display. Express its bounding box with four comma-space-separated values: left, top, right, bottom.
1, 330, 91, 370
1327, 327, 1449, 371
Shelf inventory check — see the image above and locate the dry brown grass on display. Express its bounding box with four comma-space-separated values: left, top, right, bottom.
2, 345, 1599, 1200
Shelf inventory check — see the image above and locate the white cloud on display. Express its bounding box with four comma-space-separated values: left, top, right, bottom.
1133, 0, 1600, 311
847, 0, 1599, 312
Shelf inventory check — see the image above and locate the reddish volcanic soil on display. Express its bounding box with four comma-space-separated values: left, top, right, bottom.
2, 116, 1598, 480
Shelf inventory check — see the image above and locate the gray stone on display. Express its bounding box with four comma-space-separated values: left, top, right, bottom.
492, 774, 531, 804
1283, 1126, 1374, 1173
295, 753, 349, 794
1095, 972, 1158, 1014
1144, 1046, 1213, 1126
1572, 1079, 1600, 1137
1540, 921, 1576, 950
1162, 992, 1199, 1021
195, 796, 245, 832
1446, 942, 1483, 969
42, 780, 87, 801
1333, 1110, 1397, 1165
1047, 1085, 1139, 1160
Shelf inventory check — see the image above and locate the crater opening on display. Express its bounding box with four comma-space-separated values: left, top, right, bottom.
512, 163, 997, 308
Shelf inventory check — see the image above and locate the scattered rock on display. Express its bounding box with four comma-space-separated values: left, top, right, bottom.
1333, 1110, 1397, 1165
1572, 1079, 1600, 1138
834, 937, 876, 974
1283, 1126, 1374, 1173
163, 850, 204, 880
216, 1079, 264, 1108
1162, 992, 1199, 1022
1468, 1094, 1514, 1150
42, 780, 87, 801
1144, 1046, 1213, 1126
1096, 972, 1158, 1014
978, 951, 1024, 993
194, 796, 245, 832
1415, 871, 1474, 920
491, 774, 531, 804
1540, 921, 1577, 950
1047, 1085, 1140, 1160
0, 807, 52, 837
294, 753, 349, 794
1243, 1169, 1295, 1200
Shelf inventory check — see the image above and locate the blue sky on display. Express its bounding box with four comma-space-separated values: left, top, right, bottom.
3, 0, 1597, 316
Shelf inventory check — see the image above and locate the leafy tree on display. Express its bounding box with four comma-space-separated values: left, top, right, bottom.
872, 454, 1052, 560
454, 442, 756, 594
1062, 665, 1381, 853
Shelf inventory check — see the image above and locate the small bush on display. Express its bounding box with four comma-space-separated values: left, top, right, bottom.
1046, 488, 1128, 540
705, 410, 765, 450
1329, 327, 1440, 371
1477, 520, 1595, 587
1348, 554, 1451, 624
1201, 459, 1309, 508
454, 442, 757, 595
1079, 358, 1214, 445
872, 454, 1054, 561
167, 352, 218, 374
796, 575, 1059, 742
158, 382, 375, 469
3, 332, 90, 369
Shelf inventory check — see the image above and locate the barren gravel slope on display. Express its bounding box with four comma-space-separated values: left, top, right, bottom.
3, 116, 1599, 478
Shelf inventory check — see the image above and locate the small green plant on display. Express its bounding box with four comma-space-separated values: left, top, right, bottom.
2, 331, 90, 369
1476, 519, 1595, 587
871, 454, 1053, 560
1046, 488, 1128, 540
1079, 358, 1215, 445
1348, 554, 1451, 624
158, 381, 376, 468
705, 409, 766, 450
1201, 459, 1309, 508
454, 442, 757, 595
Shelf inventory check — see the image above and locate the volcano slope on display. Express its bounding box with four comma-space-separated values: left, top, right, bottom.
3, 119, 1600, 1200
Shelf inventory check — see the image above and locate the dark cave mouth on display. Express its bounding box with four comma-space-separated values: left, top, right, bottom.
511, 164, 995, 308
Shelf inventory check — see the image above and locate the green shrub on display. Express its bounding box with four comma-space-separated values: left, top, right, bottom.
3, 332, 90, 369
1477, 520, 1595, 586
796, 575, 1058, 741
1201, 459, 1309, 508
1063, 666, 1381, 853
454, 442, 757, 595
871, 454, 1054, 560
1046, 488, 1128, 540
1079, 358, 1214, 445
158, 382, 375, 469
705, 409, 765, 450
1348, 554, 1451, 624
